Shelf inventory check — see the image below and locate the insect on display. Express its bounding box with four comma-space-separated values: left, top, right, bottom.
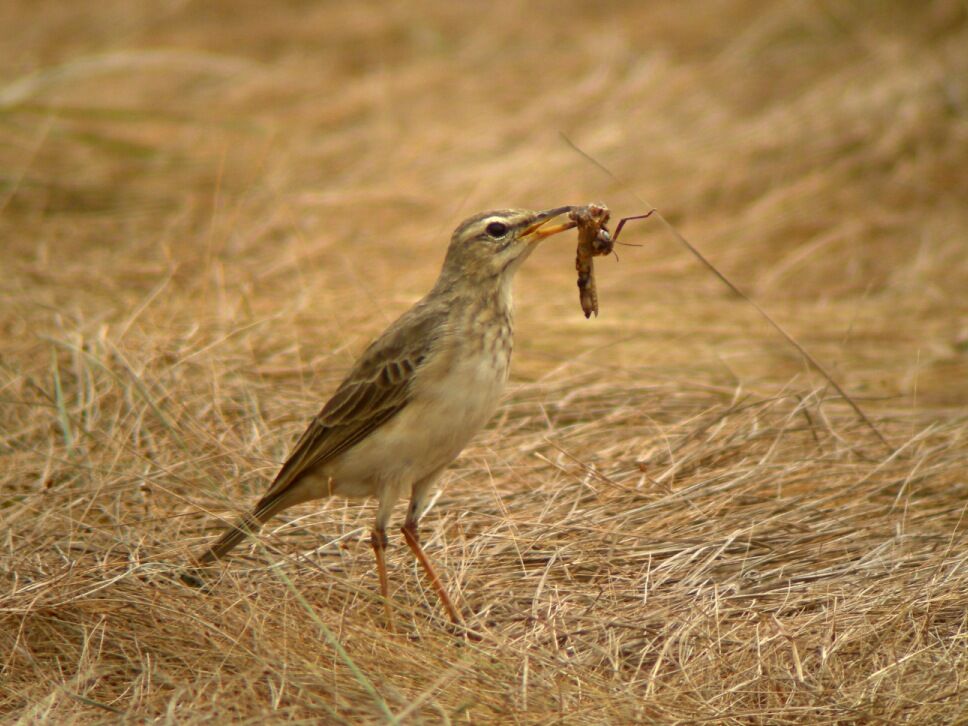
569, 204, 654, 318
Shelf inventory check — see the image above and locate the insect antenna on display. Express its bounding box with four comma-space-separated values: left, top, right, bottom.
558, 131, 895, 455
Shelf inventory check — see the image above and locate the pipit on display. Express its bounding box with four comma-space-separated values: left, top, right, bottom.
187, 206, 577, 629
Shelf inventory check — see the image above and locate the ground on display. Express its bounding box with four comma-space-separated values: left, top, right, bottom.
2, 1, 967, 723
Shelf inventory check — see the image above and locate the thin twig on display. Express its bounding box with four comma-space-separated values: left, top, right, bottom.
560, 132, 895, 455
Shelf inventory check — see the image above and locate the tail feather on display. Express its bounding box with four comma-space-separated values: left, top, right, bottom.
196, 492, 290, 565
197, 512, 261, 564
180, 493, 293, 588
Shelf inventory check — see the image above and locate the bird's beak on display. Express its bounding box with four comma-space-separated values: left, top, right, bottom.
521, 206, 577, 244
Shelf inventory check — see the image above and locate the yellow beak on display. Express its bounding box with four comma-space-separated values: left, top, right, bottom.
521, 206, 577, 243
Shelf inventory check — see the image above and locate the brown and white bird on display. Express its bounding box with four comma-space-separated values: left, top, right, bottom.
187, 206, 577, 629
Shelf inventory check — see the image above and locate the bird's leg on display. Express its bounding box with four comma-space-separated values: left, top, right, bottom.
370, 528, 396, 632
401, 519, 463, 626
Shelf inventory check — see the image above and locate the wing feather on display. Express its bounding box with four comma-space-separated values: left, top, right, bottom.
255, 307, 441, 506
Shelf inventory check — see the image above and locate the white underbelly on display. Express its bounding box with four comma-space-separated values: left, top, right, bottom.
325, 348, 508, 497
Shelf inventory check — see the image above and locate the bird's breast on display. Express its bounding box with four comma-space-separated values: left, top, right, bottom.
322, 294, 517, 496
415, 315, 512, 425
395, 309, 512, 464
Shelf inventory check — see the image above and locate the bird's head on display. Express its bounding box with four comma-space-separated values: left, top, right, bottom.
437, 207, 576, 287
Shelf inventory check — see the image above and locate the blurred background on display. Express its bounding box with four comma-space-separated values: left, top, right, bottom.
2, 1, 967, 722
3, 0, 965, 403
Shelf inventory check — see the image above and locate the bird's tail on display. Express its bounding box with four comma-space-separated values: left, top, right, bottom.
182, 492, 291, 585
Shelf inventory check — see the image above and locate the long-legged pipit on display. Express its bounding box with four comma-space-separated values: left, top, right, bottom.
187, 206, 577, 628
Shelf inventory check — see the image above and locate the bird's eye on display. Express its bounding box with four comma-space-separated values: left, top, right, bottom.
485, 221, 509, 238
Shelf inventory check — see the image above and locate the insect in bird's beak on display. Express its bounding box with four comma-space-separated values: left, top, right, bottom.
521, 206, 578, 243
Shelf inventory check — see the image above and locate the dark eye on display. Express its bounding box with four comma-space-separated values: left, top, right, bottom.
485, 221, 508, 238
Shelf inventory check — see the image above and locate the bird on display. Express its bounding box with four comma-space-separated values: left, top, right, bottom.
185, 206, 577, 630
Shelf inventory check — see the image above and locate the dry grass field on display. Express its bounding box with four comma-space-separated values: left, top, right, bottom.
2, 1, 967, 722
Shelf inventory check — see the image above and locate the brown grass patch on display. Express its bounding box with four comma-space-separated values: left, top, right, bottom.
2, 1, 967, 722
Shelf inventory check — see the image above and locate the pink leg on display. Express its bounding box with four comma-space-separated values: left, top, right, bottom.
370, 529, 396, 632
401, 522, 463, 626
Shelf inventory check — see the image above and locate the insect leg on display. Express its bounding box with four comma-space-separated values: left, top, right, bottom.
611, 210, 656, 243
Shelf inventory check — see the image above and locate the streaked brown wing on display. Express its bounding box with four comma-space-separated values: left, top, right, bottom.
256, 307, 441, 506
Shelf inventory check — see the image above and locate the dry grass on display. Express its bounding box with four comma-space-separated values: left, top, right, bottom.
2, 1, 967, 722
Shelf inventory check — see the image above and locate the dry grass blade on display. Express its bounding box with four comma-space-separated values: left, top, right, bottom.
2, 1, 966, 723
269, 561, 395, 722
560, 132, 895, 456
